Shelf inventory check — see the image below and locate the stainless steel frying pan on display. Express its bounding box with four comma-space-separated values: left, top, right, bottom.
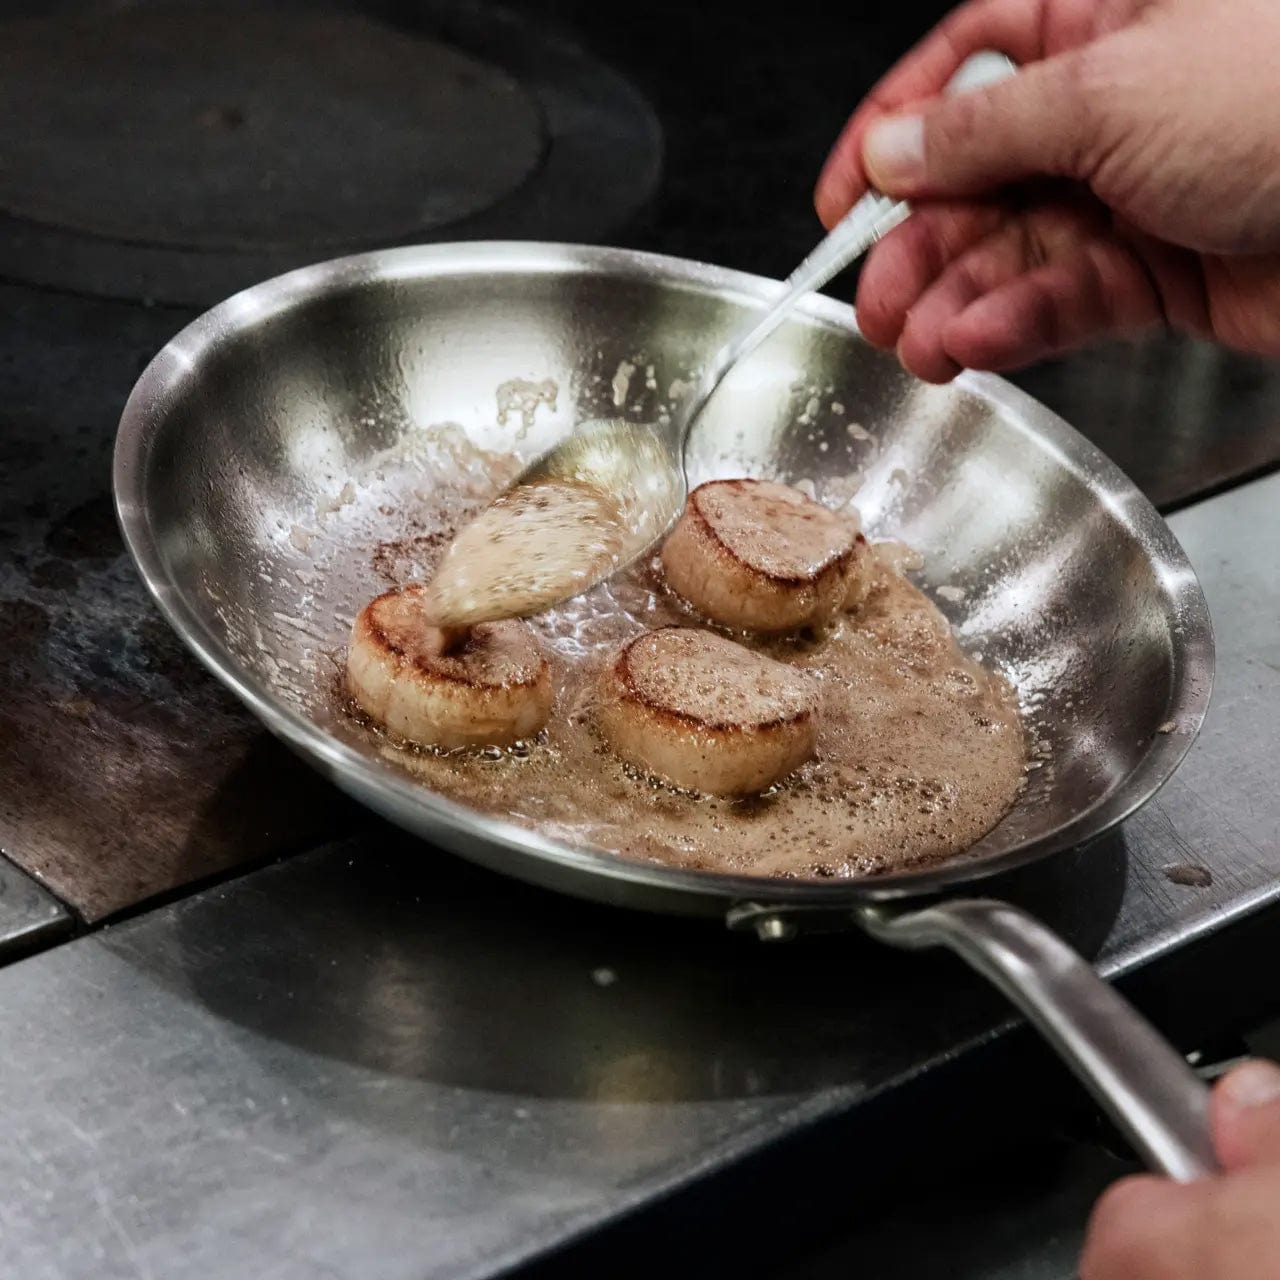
114, 242, 1216, 1181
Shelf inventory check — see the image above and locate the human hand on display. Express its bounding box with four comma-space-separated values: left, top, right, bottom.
1079, 1058, 1280, 1279
814, 0, 1280, 381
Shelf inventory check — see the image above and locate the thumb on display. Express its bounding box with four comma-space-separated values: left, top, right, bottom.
862, 52, 1097, 198
1212, 1059, 1280, 1171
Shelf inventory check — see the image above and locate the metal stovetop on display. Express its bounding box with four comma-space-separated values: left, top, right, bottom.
1, 0, 1279, 1276
0, 475, 1276, 1279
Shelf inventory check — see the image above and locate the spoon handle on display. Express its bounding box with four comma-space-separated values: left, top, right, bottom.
698, 190, 908, 390
791, 50, 1019, 319
678, 51, 1016, 452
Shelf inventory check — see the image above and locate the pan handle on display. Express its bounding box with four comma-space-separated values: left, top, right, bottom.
856, 897, 1218, 1180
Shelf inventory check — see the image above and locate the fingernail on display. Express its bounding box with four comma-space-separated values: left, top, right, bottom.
1221, 1060, 1280, 1109
863, 115, 926, 188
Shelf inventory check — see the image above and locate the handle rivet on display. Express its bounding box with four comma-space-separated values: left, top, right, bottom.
755, 915, 797, 942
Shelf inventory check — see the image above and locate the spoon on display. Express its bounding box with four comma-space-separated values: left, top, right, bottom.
423, 51, 1016, 628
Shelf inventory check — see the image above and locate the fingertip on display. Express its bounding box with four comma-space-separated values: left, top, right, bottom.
814, 158, 864, 231
860, 203, 1007, 357
1212, 1059, 1280, 1170
940, 306, 1015, 371
855, 304, 897, 350
1217, 1059, 1280, 1110
814, 182, 847, 232
1080, 1175, 1192, 1280
815, 117, 869, 231
855, 247, 908, 348
943, 276, 1057, 372
896, 330, 961, 384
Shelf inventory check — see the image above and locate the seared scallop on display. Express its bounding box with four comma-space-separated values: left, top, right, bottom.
347, 584, 552, 749
595, 627, 819, 796
661, 479, 866, 632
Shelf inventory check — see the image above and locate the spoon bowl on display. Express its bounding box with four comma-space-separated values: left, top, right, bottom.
516, 413, 686, 551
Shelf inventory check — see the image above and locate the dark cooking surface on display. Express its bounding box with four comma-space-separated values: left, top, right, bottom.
0, 10, 546, 250
0, 855, 69, 960
0, 283, 361, 919
0, 477, 1277, 1278
0, 0, 660, 304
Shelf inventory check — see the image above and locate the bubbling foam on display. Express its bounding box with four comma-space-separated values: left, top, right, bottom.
365, 539, 1027, 880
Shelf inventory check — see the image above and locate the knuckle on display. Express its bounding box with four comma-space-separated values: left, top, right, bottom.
1024, 275, 1063, 352
1056, 43, 1126, 176
1061, 47, 1099, 122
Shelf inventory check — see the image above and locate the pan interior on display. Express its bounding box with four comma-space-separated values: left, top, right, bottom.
119, 245, 1211, 905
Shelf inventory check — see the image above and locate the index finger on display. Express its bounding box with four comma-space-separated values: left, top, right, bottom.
815, 0, 1052, 227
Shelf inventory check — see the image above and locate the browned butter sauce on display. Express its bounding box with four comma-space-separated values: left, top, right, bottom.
419, 478, 628, 626
368, 533, 1028, 880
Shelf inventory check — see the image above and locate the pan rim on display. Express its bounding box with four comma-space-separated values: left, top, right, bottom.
113, 240, 1215, 908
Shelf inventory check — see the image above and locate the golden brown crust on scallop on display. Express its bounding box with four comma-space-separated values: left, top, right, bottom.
660, 480, 868, 633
